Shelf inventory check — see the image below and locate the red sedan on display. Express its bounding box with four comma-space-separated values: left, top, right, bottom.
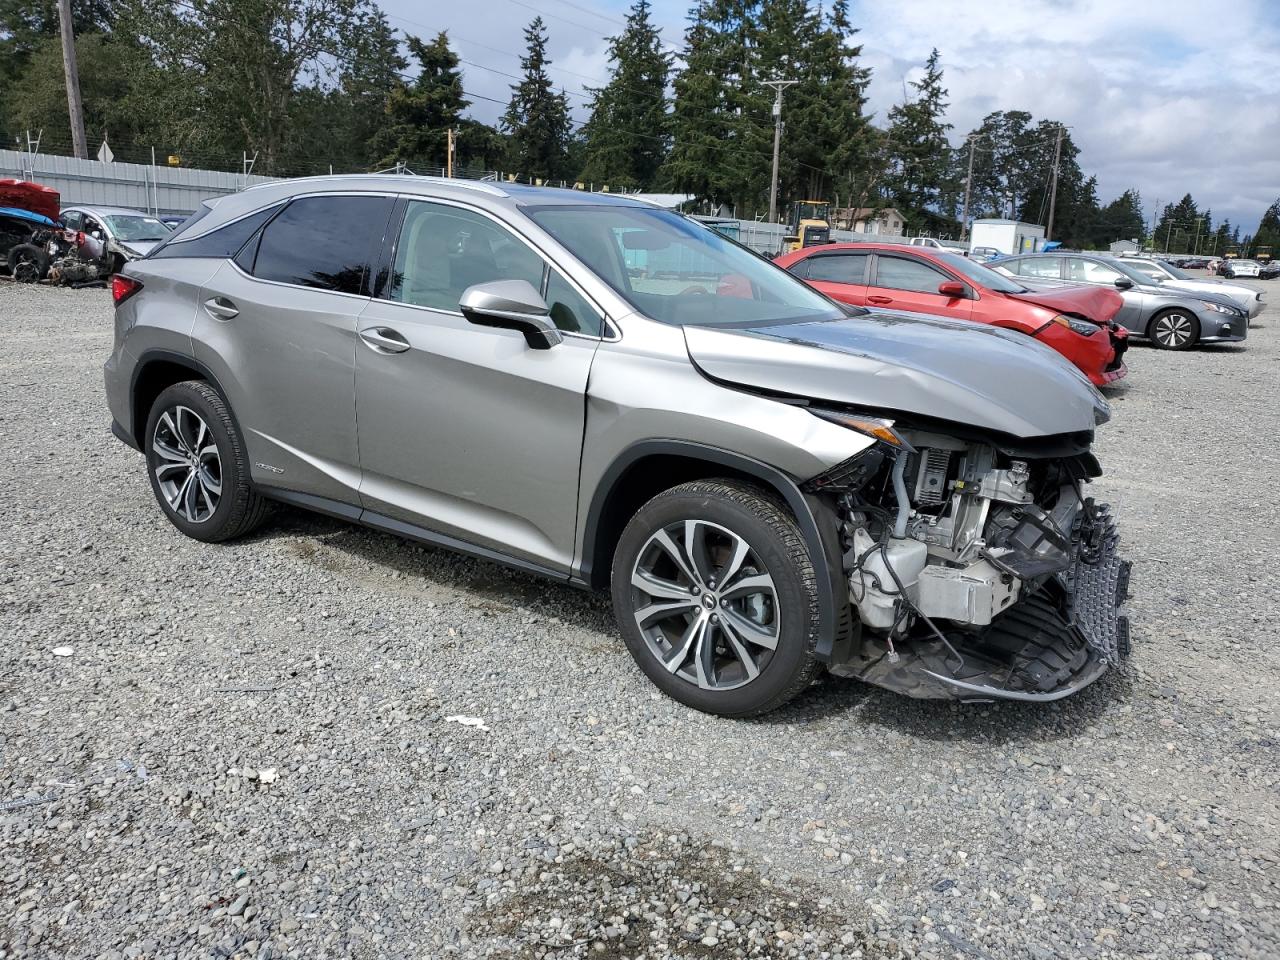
775, 243, 1129, 386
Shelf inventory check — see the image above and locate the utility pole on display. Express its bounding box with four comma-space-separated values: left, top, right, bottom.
763, 78, 797, 224
1192, 216, 1204, 255
446, 128, 455, 178
1044, 124, 1064, 241
56, 0, 88, 159
960, 134, 975, 242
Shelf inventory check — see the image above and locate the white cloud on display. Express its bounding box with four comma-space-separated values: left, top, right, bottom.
394, 0, 1280, 228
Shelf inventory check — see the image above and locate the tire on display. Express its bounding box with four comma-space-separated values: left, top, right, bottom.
1148, 309, 1200, 350
611, 479, 821, 716
7, 243, 48, 282
143, 380, 267, 543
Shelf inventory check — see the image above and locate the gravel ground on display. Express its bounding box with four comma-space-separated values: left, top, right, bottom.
1, 277, 1278, 960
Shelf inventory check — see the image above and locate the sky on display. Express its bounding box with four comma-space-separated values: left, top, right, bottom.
395, 0, 1280, 231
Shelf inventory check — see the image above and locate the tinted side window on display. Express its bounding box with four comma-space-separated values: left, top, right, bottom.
252, 195, 394, 294
153, 204, 282, 261
874, 255, 946, 293
1016, 257, 1062, 279
807, 253, 868, 284
61, 211, 83, 230
784, 259, 810, 279
390, 200, 544, 311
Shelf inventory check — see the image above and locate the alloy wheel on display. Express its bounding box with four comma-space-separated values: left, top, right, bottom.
630, 519, 780, 690
151, 405, 222, 523
1153, 312, 1194, 348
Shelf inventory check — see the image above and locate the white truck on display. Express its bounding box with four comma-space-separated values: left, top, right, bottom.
968, 219, 1048, 257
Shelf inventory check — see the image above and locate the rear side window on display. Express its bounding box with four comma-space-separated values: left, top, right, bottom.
873, 255, 946, 293
249, 195, 395, 295
152, 204, 281, 260
806, 253, 868, 284
1014, 257, 1062, 279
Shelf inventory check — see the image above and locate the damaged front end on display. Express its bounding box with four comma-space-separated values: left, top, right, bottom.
811, 419, 1132, 701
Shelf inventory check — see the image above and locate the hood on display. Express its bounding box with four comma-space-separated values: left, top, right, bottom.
684, 310, 1110, 440
1006, 284, 1122, 323
1013, 275, 1244, 311
1157, 277, 1254, 307
117, 239, 164, 258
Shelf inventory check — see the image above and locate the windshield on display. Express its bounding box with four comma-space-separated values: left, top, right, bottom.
1123, 259, 1170, 281
525, 205, 842, 327
1156, 261, 1192, 280
935, 251, 1027, 293
103, 214, 172, 242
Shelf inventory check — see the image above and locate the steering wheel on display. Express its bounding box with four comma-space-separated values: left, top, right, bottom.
678, 285, 711, 297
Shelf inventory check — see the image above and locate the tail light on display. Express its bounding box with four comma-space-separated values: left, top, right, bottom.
111, 274, 143, 305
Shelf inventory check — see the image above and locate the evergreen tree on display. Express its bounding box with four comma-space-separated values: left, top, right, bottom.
662, 0, 768, 212
501, 17, 572, 183
1154, 193, 1200, 253
371, 32, 467, 171
578, 0, 672, 190
1096, 189, 1145, 244
882, 49, 954, 223
819, 1, 880, 215
1249, 198, 1280, 255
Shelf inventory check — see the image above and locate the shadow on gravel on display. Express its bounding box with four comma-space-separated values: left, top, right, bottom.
249, 503, 614, 633
761, 667, 1135, 745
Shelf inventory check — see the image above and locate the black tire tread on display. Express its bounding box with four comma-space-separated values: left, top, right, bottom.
1147, 308, 1199, 350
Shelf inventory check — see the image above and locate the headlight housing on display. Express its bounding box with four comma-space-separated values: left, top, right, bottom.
1198, 299, 1243, 317
1049, 314, 1099, 337
809, 407, 911, 448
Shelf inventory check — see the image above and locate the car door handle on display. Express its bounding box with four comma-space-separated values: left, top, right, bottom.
203, 297, 238, 320
359, 326, 411, 354
867, 295, 893, 304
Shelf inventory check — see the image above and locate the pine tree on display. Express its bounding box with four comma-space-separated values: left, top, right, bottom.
1097, 189, 1145, 244
1249, 198, 1280, 255
882, 49, 953, 224
578, 0, 672, 190
819, 1, 879, 215
662, 0, 768, 212
501, 17, 572, 183
370, 32, 467, 171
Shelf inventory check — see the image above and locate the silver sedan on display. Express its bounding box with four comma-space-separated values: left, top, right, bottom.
1117, 256, 1262, 318
993, 253, 1248, 350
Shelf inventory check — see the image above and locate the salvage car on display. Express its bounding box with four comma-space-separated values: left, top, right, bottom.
995, 253, 1248, 350
105, 177, 1131, 715
776, 242, 1129, 386
60, 205, 172, 272
1, 206, 59, 279
1116, 256, 1262, 318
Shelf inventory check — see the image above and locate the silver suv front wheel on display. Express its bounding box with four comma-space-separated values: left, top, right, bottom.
612, 480, 820, 716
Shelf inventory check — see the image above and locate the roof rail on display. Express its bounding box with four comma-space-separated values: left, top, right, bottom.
243, 173, 509, 198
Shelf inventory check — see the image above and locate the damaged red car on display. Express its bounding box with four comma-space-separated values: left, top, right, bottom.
776, 243, 1129, 386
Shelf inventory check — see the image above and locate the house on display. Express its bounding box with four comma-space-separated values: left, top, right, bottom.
1108, 239, 1141, 255
834, 207, 906, 235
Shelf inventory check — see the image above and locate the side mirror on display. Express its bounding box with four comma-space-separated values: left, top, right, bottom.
1114, 277, 1134, 290
937, 280, 967, 298
459, 279, 563, 350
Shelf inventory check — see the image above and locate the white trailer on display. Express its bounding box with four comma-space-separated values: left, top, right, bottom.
969, 219, 1047, 257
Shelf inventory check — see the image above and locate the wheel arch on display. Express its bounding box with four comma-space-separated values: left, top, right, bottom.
579, 440, 847, 662
129, 349, 235, 449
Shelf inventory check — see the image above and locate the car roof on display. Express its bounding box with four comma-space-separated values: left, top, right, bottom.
186, 174, 660, 239
63, 205, 159, 218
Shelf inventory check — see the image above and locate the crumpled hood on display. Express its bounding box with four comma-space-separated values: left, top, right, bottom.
684, 310, 1110, 439
1007, 284, 1122, 323
117, 239, 163, 259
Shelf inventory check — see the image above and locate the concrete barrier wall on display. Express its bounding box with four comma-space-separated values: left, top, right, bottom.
0, 150, 277, 217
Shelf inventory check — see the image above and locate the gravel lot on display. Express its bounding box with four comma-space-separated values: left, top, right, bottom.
2, 277, 1278, 960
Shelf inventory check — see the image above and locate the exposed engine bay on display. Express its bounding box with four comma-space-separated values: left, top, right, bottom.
814, 427, 1132, 701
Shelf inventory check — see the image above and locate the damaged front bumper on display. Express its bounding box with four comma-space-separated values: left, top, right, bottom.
832, 505, 1132, 702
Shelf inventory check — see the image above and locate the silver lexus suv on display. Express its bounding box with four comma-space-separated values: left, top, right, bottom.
105, 176, 1131, 716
